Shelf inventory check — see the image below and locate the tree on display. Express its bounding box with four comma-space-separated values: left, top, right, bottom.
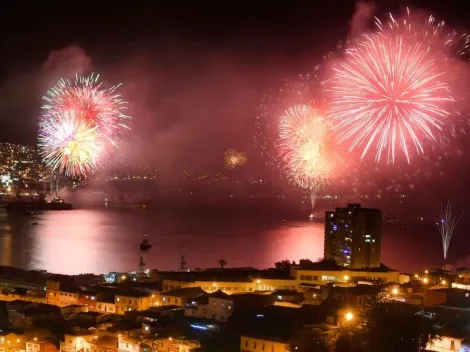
361, 301, 436, 351
219, 259, 227, 269
274, 260, 292, 272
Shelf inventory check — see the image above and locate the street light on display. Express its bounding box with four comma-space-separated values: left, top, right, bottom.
423, 277, 429, 284
343, 275, 349, 282
441, 280, 447, 285
345, 311, 354, 322
392, 287, 399, 295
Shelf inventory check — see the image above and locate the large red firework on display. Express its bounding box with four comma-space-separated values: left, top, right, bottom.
327, 10, 466, 164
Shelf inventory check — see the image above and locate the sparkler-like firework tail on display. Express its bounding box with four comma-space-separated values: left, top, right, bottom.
38, 111, 105, 177
437, 202, 463, 259
224, 149, 248, 169
327, 9, 470, 164
278, 102, 339, 210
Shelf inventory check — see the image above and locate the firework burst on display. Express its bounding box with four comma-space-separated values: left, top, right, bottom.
224, 149, 248, 169
39, 73, 130, 177
42, 73, 130, 147
38, 111, 105, 176
278, 102, 340, 208
327, 9, 469, 164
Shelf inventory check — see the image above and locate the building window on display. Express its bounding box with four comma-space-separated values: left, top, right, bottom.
162, 297, 166, 302
213, 301, 216, 307
300, 275, 306, 280
245, 340, 248, 348
451, 340, 455, 350
117, 298, 120, 302
228, 305, 232, 310
221, 302, 225, 308
254, 342, 256, 349
262, 344, 265, 351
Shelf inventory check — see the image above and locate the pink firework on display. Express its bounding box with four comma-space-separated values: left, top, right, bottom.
42, 73, 130, 148
328, 10, 464, 164
277, 102, 341, 209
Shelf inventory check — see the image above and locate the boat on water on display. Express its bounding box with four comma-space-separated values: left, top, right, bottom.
4, 197, 72, 213
139, 235, 152, 252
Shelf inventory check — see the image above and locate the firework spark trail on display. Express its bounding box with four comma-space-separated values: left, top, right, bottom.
437, 201, 463, 259
278, 103, 339, 209
224, 149, 248, 169
328, 9, 470, 164
38, 111, 105, 177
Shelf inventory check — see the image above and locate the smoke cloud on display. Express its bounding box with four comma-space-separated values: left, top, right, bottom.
349, 1, 376, 38
42, 45, 92, 81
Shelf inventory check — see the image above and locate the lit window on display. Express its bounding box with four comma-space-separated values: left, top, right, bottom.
228, 305, 232, 310
144, 326, 149, 331
162, 297, 166, 302
221, 303, 225, 308
117, 298, 120, 302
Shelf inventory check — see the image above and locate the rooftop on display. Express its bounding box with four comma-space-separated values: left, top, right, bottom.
91, 335, 117, 349
294, 260, 396, 273
209, 290, 230, 299
162, 268, 261, 283
116, 290, 151, 298
161, 287, 206, 298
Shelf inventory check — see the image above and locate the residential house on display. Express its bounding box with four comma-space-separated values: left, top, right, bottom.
157, 288, 205, 307
240, 336, 291, 352
184, 290, 233, 322
114, 291, 155, 314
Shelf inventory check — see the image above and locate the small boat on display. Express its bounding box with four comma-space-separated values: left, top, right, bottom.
139, 235, 152, 252
32, 222, 38, 225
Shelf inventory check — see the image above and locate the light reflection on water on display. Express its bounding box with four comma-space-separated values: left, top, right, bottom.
0, 210, 325, 274
0, 209, 450, 274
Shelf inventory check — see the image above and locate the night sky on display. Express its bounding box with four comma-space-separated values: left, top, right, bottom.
1, 0, 470, 177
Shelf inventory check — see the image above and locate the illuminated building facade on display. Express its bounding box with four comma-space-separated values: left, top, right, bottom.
114, 291, 155, 314
45, 280, 79, 307
324, 203, 382, 269
241, 336, 291, 352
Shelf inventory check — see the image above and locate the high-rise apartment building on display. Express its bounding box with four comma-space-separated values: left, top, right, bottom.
324, 203, 382, 269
